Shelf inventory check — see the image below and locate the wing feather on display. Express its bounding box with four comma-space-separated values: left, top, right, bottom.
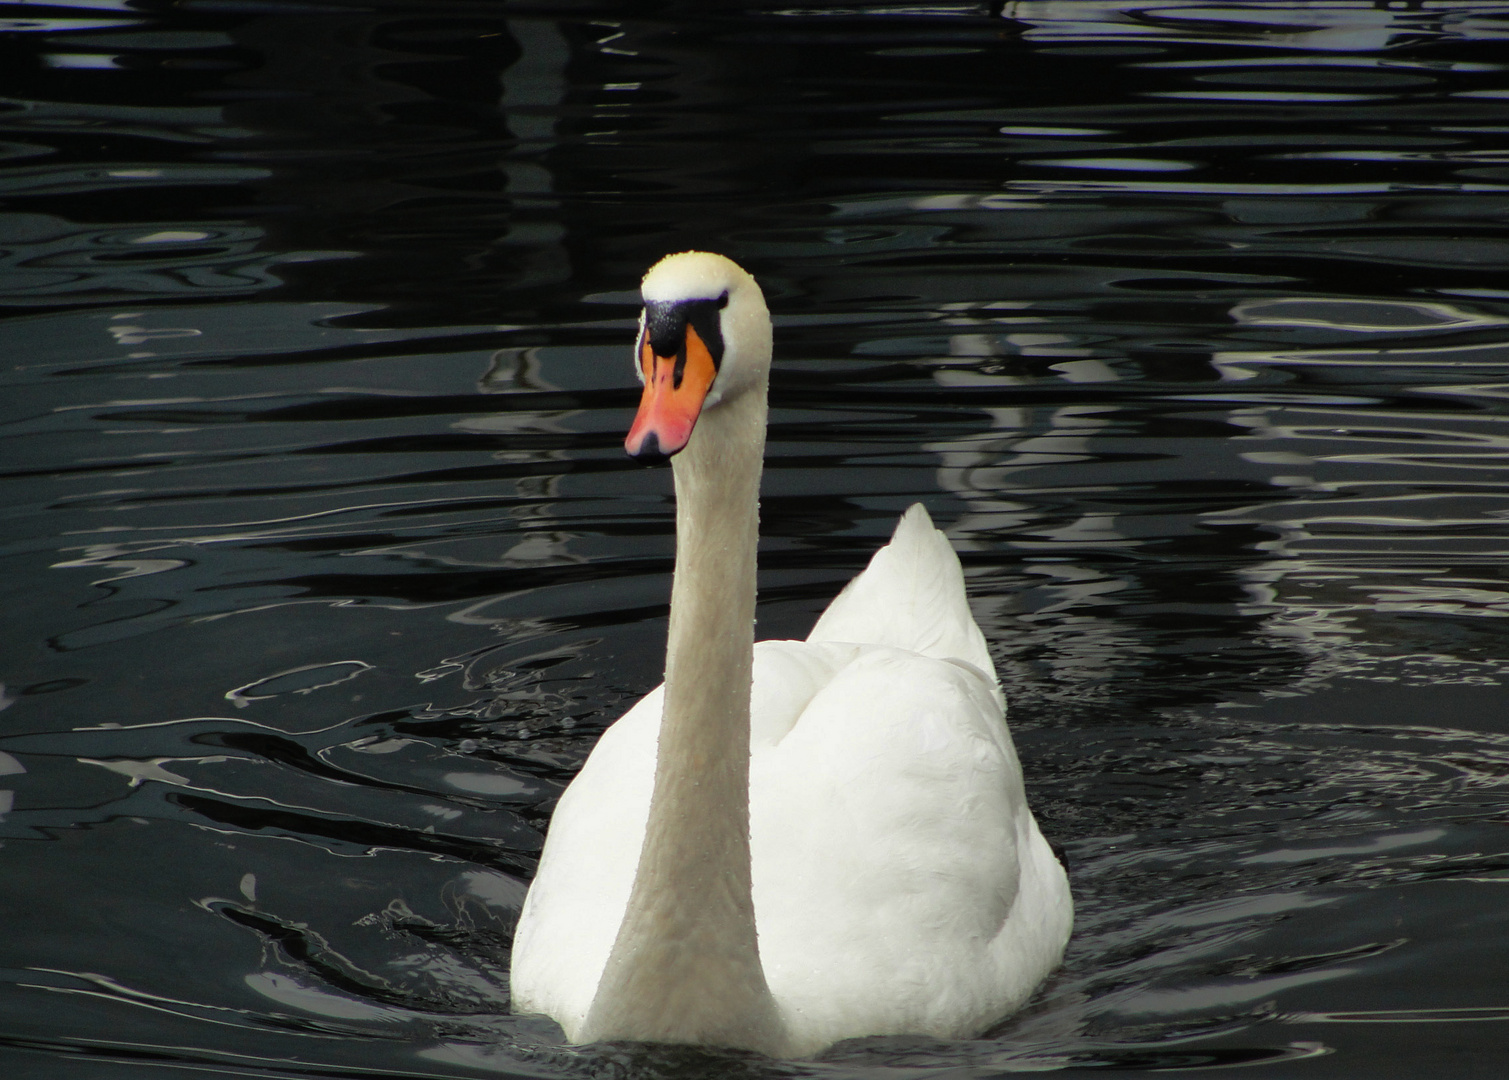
807, 504, 996, 683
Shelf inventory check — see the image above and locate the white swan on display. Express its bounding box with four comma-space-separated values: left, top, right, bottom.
509, 252, 1072, 1058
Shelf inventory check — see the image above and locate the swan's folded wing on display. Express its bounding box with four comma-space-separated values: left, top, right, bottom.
749, 645, 1067, 1050
807, 503, 996, 681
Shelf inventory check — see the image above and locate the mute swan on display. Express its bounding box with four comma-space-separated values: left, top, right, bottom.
509, 252, 1072, 1058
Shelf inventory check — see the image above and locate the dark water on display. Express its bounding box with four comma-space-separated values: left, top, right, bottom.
4, 1, 1509, 1076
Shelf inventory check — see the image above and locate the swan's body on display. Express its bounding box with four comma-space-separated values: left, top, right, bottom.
509, 253, 1071, 1058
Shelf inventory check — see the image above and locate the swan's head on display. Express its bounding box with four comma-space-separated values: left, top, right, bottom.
625, 251, 771, 461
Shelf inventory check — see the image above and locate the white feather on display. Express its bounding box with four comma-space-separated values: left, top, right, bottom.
509, 252, 1071, 1058
511, 507, 1072, 1056
808, 504, 999, 696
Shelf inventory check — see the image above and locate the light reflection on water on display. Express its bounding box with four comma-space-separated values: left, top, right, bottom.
2, 2, 1509, 1078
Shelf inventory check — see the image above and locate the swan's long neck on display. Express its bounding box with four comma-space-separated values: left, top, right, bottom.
581, 376, 784, 1054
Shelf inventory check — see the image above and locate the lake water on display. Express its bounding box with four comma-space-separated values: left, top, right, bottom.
4, 2, 1509, 1077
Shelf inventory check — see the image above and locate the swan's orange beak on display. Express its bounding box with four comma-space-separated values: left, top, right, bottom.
625, 322, 718, 461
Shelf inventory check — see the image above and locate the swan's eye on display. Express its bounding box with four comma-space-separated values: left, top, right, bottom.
642, 292, 728, 372
639, 321, 716, 392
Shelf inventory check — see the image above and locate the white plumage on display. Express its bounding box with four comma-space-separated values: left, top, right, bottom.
509, 253, 1071, 1058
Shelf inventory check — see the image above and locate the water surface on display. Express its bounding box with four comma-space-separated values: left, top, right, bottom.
4, 2, 1509, 1077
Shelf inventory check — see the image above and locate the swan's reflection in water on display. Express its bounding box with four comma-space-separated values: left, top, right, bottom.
915, 288, 1509, 1053
1211, 296, 1509, 690
929, 352, 1149, 715
927, 291, 1509, 707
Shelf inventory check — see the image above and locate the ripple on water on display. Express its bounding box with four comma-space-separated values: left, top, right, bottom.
3, 2, 1509, 1077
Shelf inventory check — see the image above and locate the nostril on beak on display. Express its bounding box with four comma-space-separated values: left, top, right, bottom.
629, 431, 669, 464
